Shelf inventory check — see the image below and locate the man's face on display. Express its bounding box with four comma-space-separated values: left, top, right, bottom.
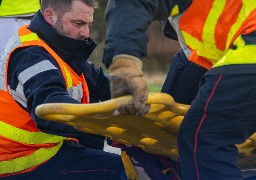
52, 1, 94, 40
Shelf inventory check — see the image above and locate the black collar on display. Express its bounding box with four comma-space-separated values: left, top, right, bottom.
29, 11, 97, 63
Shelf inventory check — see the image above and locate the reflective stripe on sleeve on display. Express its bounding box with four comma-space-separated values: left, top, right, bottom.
18, 60, 57, 84
9, 84, 27, 108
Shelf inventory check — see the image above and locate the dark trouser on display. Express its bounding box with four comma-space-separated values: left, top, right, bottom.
3, 140, 126, 180
77, 134, 105, 150
178, 73, 256, 180
161, 50, 207, 104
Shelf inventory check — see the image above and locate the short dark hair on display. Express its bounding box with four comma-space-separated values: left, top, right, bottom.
40, 0, 98, 16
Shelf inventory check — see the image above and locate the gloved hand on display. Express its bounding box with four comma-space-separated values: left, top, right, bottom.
109, 55, 149, 116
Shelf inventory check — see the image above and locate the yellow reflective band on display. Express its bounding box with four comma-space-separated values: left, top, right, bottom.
214, 39, 256, 67
0, 141, 63, 174
170, 5, 179, 16
201, 0, 226, 60
0, 121, 66, 144
181, 0, 226, 63
233, 35, 245, 48
63, 66, 73, 89
181, 30, 224, 63
0, 0, 40, 16
20, 33, 40, 43
226, 0, 256, 50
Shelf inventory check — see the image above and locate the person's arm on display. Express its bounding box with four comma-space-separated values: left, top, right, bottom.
103, 0, 175, 115
8, 46, 87, 137
103, 0, 174, 68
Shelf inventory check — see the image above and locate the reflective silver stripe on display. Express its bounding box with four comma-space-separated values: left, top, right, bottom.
0, 32, 22, 91
18, 60, 57, 84
9, 60, 58, 108
168, 14, 192, 58
9, 84, 27, 108
0, 50, 6, 91
67, 83, 83, 102
1, 31, 84, 105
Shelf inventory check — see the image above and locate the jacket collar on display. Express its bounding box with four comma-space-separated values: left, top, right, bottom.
29, 11, 97, 62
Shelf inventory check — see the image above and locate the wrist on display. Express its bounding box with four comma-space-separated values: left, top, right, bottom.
109, 54, 142, 73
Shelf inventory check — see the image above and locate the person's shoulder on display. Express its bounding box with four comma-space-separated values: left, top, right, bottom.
9, 46, 57, 69
12, 46, 53, 60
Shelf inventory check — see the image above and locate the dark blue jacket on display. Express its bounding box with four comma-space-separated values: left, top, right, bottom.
7, 11, 109, 149
103, 0, 192, 68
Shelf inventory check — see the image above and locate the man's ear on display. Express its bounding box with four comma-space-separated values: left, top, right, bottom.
43, 8, 57, 26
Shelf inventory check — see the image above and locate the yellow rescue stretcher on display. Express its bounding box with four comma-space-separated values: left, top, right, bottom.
35, 92, 256, 172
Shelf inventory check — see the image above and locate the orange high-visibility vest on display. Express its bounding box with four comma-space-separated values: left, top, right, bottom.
0, 25, 90, 176
170, 0, 256, 69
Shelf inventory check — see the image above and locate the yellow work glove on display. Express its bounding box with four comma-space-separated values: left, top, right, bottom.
109, 55, 149, 116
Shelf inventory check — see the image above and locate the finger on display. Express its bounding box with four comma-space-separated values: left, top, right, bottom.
125, 104, 136, 114
133, 88, 148, 115
127, 77, 148, 115
137, 104, 150, 116
113, 109, 121, 116
118, 104, 129, 115
119, 104, 136, 115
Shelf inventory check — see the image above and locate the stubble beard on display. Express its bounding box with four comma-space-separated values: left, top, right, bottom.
54, 18, 69, 38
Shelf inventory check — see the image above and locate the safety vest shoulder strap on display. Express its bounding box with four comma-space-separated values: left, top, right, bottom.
18, 25, 90, 103
18, 25, 74, 89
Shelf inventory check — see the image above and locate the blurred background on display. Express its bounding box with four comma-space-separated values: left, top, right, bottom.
90, 1, 180, 92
